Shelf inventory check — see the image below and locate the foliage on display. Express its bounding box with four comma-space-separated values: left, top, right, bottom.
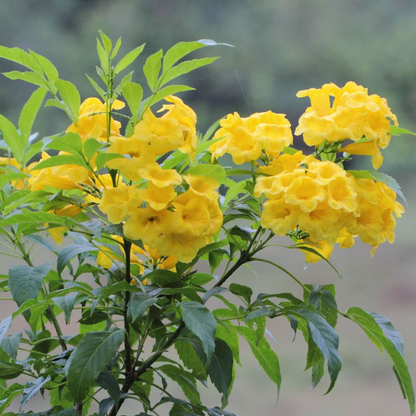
0, 32, 414, 416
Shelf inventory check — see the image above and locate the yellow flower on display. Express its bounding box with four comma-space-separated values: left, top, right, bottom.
66, 97, 125, 142
300, 239, 335, 263
260, 199, 298, 235
183, 174, 219, 201
139, 162, 182, 188
99, 186, 142, 224
226, 125, 262, 164
340, 140, 383, 170
133, 109, 184, 155
284, 176, 326, 212
139, 182, 177, 211
106, 136, 156, 182
326, 176, 357, 213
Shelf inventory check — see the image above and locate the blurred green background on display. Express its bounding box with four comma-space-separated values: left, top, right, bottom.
1, 1, 416, 415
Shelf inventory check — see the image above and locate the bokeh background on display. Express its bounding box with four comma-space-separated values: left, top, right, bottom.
1, 1, 416, 415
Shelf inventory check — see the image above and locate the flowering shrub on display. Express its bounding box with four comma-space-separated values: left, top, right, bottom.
0, 32, 414, 416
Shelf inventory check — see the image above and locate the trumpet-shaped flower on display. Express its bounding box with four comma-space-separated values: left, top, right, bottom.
139, 162, 182, 188
139, 182, 177, 211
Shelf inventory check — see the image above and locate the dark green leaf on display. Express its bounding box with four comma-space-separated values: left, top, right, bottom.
9, 263, 51, 306
20, 376, 50, 411
128, 292, 158, 322
67, 329, 125, 402
175, 339, 207, 380
147, 269, 181, 287
305, 286, 338, 328
0, 361, 25, 379
0, 332, 21, 360
189, 273, 214, 286
96, 370, 120, 407
180, 302, 217, 360
0, 316, 12, 343
57, 244, 98, 276
52, 292, 79, 324
347, 307, 414, 413
229, 283, 252, 304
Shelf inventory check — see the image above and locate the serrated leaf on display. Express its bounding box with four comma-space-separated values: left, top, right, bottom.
175, 339, 207, 380
67, 329, 125, 402
143, 49, 163, 91
215, 321, 240, 365
20, 376, 50, 411
45, 132, 83, 156
30, 49, 59, 83
86, 74, 105, 99
9, 263, 51, 306
29, 154, 88, 171
83, 138, 103, 161
115, 44, 145, 74
161, 57, 218, 87
57, 244, 98, 276
56, 79, 81, 122
128, 292, 158, 322
2, 70, 49, 90
236, 326, 281, 390
180, 302, 217, 361
184, 164, 226, 184
348, 169, 407, 204
158, 364, 200, 404
0, 46, 43, 73
347, 307, 414, 413
286, 307, 342, 393
0, 114, 24, 162
18, 88, 47, 143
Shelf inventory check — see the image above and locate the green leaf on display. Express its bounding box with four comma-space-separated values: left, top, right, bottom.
128, 292, 158, 322
0, 46, 43, 74
0, 173, 27, 190
96, 39, 109, 73
184, 164, 226, 184
0, 316, 12, 343
29, 154, 88, 171
143, 49, 163, 91
9, 263, 51, 306
158, 364, 200, 405
20, 376, 50, 411
83, 138, 103, 161
57, 244, 98, 276
95, 152, 123, 172
45, 132, 83, 156
229, 283, 253, 304
174, 339, 207, 380
0, 361, 25, 380
96, 370, 120, 407
52, 292, 79, 324
67, 329, 125, 402
0, 212, 74, 227
214, 319, 240, 365
180, 302, 217, 361
30, 50, 59, 83
115, 44, 145, 74
236, 326, 281, 389
86, 74, 105, 99
206, 338, 234, 401
18, 88, 47, 143
147, 269, 181, 287
348, 169, 407, 204
286, 307, 342, 393
225, 168, 268, 177
0, 114, 24, 162
305, 285, 338, 328
161, 57, 218, 86
56, 79, 81, 122
0, 332, 21, 360
122, 81, 143, 121
2, 70, 49, 90
390, 125, 416, 136
189, 273, 214, 286
144, 85, 194, 108
347, 307, 415, 413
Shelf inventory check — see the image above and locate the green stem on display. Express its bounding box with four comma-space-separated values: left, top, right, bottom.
123, 240, 133, 375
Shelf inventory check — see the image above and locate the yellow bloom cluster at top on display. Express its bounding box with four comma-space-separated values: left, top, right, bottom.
255, 151, 404, 261
295, 81, 398, 169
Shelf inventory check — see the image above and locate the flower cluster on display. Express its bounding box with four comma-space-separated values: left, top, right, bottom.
255, 151, 404, 261
209, 111, 293, 164
295, 81, 398, 169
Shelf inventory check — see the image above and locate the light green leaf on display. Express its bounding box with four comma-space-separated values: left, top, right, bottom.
18, 88, 47, 143
214, 319, 240, 365
237, 326, 281, 389
174, 339, 207, 380
83, 138, 103, 161
99, 30, 112, 55
161, 57, 218, 86
45, 132, 83, 156
0, 173, 27, 190
348, 169, 406, 204
0, 114, 24, 163
184, 164, 226, 184
30, 50, 59, 83
390, 125, 416, 136
86, 74, 105, 99
96, 39, 109, 73
67, 329, 125, 402
143, 49, 163, 91
29, 154, 88, 171
115, 44, 145, 74
0, 46, 43, 74
180, 302, 217, 361
56, 79, 81, 122
225, 168, 268, 177
9, 263, 51, 307
0, 362, 25, 380
158, 364, 200, 405
111, 37, 122, 59
122, 81, 143, 121
2, 71, 49, 90
144, 85, 194, 109
95, 152, 123, 172
347, 307, 414, 413
0, 212, 74, 227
